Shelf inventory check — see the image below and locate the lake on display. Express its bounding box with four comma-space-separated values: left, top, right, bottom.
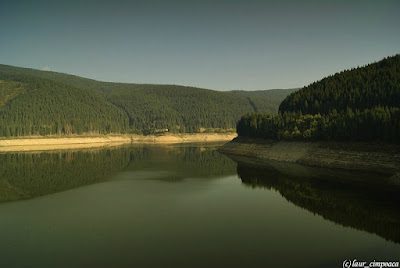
0, 143, 399, 267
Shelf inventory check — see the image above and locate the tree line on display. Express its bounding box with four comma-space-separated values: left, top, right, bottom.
237, 107, 400, 143
237, 55, 400, 143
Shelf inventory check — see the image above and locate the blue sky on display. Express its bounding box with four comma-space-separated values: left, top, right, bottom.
1, 0, 399, 90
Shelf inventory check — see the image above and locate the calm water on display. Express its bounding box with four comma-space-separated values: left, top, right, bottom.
0, 143, 399, 267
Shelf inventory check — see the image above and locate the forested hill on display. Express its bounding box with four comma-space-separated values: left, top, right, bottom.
279, 55, 400, 114
237, 55, 400, 143
230, 88, 298, 113
0, 64, 295, 137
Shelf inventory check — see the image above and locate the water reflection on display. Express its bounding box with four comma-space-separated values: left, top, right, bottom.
0, 143, 237, 202
3, 143, 399, 246
228, 154, 400, 243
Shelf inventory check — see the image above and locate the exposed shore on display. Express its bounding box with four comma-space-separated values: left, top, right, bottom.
218, 137, 400, 176
0, 133, 237, 152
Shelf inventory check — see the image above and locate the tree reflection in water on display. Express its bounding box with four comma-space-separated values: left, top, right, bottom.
232, 155, 400, 244
0, 144, 237, 202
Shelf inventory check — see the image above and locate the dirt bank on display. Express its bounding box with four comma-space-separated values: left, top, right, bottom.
0, 133, 237, 152
218, 137, 400, 175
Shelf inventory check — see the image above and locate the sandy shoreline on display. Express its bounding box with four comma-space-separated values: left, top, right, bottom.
0, 133, 237, 152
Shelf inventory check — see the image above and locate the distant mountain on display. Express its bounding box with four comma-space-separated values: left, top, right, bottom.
237, 55, 400, 143
229, 88, 299, 113
0, 64, 296, 137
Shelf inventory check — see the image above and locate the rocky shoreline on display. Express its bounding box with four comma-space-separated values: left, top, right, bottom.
218, 137, 400, 176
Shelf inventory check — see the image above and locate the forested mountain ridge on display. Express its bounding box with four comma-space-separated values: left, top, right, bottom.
230, 88, 299, 113
0, 64, 295, 137
279, 55, 400, 114
237, 55, 400, 143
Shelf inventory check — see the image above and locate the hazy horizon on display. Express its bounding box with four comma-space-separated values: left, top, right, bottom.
1, 0, 399, 91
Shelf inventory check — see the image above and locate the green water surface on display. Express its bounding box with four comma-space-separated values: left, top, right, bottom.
0, 143, 399, 267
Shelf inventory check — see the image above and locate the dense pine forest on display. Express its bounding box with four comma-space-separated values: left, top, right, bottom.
237, 55, 400, 143
0, 64, 296, 137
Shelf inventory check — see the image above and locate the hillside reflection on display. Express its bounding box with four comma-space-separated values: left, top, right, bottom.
231, 155, 400, 243
0, 144, 237, 202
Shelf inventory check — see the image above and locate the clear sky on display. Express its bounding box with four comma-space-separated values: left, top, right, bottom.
1, 0, 399, 91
